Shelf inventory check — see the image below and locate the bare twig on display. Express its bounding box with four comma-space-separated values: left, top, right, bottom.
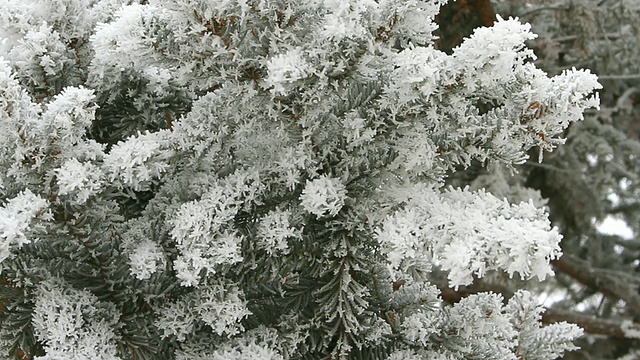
519, 6, 569, 19
543, 33, 622, 43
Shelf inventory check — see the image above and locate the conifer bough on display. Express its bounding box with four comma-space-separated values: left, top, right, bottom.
0, 0, 601, 359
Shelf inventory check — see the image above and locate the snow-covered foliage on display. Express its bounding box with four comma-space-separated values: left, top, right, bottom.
31, 279, 121, 360
0, 0, 600, 359
154, 281, 251, 340
299, 175, 348, 218
386, 290, 582, 359
377, 185, 561, 287
0, 190, 51, 265
55, 158, 104, 205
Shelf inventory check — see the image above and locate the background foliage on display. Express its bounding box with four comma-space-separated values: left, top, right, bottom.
440, 1, 640, 359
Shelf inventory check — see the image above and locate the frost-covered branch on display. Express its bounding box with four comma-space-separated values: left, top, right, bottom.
435, 276, 640, 339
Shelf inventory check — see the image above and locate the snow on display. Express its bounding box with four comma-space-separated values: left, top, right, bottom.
597, 216, 634, 239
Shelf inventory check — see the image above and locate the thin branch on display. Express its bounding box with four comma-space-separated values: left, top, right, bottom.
544, 33, 623, 43
519, 6, 569, 19
524, 161, 573, 173
598, 74, 640, 81
433, 277, 514, 305
541, 308, 629, 337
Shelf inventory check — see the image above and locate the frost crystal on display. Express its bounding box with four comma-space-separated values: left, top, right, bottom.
174, 327, 285, 360
195, 282, 252, 336
172, 229, 244, 287
622, 320, 640, 339
42, 86, 97, 145
170, 170, 263, 286
154, 299, 196, 342
265, 48, 313, 94
342, 111, 376, 150
0, 0, 602, 358
400, 311, 443, 347
121, 219, 166, 280
390, 46, 449, 102
256, 209, 301, 255
32, 279, 121, 360
103, 131, 172, 191
155, 281, 251, 341
299, 175, 347, 217
506, 290, 583, 359
0, 189, 50, 264
320, 0, 378, 41
377, 185, 562, 287
55, 158, 104, 205
447, 293, 518, 358
128, 240, 164, 280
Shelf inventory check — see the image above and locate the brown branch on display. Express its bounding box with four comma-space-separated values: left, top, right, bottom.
434, 278, 514, 305
466, 0, 496, 27
435, 0, 496, 52
551, 256, 640, 314
541, 308, 628, 338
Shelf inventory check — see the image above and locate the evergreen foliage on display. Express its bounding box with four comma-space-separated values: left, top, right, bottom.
0, 0, 601, 359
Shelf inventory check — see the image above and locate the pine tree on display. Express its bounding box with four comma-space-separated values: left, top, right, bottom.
0, 1, 600, 359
